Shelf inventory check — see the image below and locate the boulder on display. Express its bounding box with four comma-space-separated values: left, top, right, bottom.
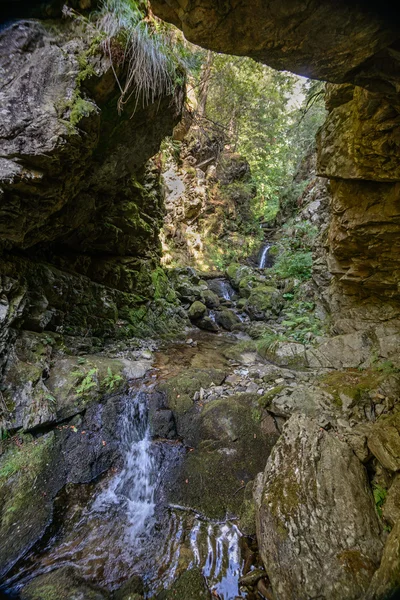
215, 308, 240, 331
225, 263, 254, 289
159, 568, 211, 600
244, 286, 282, 321
20, 566, 109, 599
157, 368, 226, 444
114, 575, 144, 600
202, 289, 220, 309
169, 393, 279, 519
254, 414, 383, 600
195, 316, 219, 332
188, 301, 207, 320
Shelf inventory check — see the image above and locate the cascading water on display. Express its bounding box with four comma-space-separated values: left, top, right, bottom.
5, 340, 259, 599
220, 280, 234, 301
93, 390, 156, 542
258, 243, 271, 269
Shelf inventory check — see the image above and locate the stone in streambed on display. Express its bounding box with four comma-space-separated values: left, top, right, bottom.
169, 393, 279, 519
158, 568, 211, 600
254, 414, 383, 600
114, 575, 144, 600
20, 566, 109, 599
196, 316, 219, 332
157, 368, 226, 445
215, 308, 240, 331
188, 301, 207, 320
202, 289, 220, 309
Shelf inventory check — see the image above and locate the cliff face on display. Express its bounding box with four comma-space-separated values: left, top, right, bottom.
150, 0, 400, 333
0, 14, 185, 369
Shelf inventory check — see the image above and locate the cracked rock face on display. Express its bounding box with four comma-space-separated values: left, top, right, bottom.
150, 0, 399, 88
254, 414, 383, 600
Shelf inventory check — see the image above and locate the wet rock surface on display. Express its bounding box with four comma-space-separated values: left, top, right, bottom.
254, 414, 383, 600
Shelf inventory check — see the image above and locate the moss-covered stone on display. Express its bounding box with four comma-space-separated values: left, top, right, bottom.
215, 308, 240, 331
188, 301, 207, 320
20, 566, 109, 600
168, 393, 279, 519
160, 568, 211, 600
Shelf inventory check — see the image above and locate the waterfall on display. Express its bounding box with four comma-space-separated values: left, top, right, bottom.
258, 243, 271, 269
93, 390, 156, 542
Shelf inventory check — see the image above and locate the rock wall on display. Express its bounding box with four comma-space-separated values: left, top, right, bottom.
318, 83, 400, 333
0, 14, 186, 372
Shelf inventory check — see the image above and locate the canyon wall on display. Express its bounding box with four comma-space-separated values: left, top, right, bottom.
0, 10, 186, 380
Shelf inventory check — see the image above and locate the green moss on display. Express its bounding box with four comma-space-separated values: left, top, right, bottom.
319, 367, 387, 406
0, 433, 54, 529
258, 385, 286, 408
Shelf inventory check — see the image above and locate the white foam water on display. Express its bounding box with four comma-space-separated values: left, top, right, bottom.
93, 391, 156, 542
258, 243, 271, 269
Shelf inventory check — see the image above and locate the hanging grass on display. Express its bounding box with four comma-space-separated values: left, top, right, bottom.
95, 0, 191, 114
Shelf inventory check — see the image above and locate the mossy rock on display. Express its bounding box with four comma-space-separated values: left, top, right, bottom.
225, 263, 254, 289
157, 368, 226, 444
168, 393, 279, 519
188, 301, 207, 320
202, 289, 220, 309
114, 575, 144, 600
0, 433, 56, 578
244, 285, 282, 321
20, 566, 109, 600
215, 308, 240, 331
160, 568, 211, 600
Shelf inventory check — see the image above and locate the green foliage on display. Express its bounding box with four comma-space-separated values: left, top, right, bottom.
74, 368, 98, 397
256, 332, 287, 355
373, 484, 387, 518
271, 219, 318, 281
374, 360, 400, 375
273, 250, 313, 280
203, 56, 326, 222
102, 367, 124, 392
281, 301, 322, 344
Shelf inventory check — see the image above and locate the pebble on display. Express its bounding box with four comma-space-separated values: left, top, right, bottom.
274, 378, 285, 384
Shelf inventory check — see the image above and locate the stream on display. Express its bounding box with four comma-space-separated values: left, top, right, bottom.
3, 329, 262, 599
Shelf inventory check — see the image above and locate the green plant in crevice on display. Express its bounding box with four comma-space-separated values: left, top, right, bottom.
373, 484, 387, 519
102, 367, 124, 392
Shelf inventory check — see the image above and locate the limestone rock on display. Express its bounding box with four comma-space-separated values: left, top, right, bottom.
254, 414, 383, 600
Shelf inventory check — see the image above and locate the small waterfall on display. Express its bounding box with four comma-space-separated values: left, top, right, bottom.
220, 281, 233, 301
93, 390, 156, 541
258, 243, 271, 269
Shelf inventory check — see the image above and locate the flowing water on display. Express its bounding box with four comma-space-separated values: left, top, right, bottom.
257, 243, 271, 269
4, 333, 258, 599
